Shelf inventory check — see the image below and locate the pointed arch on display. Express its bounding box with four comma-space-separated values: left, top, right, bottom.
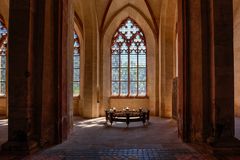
73, 12, 84, 98
101, 8, 159, 116
102, 4, 157, 37
110, 18, 147, 97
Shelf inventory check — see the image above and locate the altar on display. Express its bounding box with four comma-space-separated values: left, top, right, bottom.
105, 107, 150, 126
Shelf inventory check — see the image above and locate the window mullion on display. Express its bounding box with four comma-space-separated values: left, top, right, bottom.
119, 41, 121, 97
137, 47, 139, 97
127, 40, 130, 97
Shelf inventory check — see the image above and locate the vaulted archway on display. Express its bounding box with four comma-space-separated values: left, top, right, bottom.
101, 5, 158, 116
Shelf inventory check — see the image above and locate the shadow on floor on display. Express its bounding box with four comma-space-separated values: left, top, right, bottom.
0, 117, 240, 159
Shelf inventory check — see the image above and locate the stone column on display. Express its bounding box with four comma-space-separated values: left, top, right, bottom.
178, 0, 240, 151
178, 0, 210, 142
2, 0, 39, 153
81, 1, 99, 118
3, 0, 73, 153
208, 0, 240, 150
39, 0, 73, 145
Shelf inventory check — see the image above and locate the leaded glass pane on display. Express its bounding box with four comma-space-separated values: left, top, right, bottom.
130, 82, 137, 96
112, 55, 119, 67
130, 68, 137, 81
0, 55, 6, 68
130, 55, 137, 67
0, 69, 6, 81
120, 68, 128, 81
73, 69, 80, 81
138, 68, 146, 81
112, 82, 119, 95
74, 56, 80, 68
120, 82, 128, 96
73, 82, 80, 96
0, 82, 6, 96
138, 82, 146, 96
112, 68, 119, 81
138, 55, 146, 67
120, 55, 128, 67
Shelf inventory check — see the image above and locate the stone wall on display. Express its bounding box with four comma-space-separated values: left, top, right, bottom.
109, 98, 149, 111
0, 0, 9, 26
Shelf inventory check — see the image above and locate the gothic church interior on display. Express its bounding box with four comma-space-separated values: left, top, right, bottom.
0, 0, 240, 159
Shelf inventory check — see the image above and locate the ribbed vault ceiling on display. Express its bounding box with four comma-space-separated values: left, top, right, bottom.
73, 0, 162, 30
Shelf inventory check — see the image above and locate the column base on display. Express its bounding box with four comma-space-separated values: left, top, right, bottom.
1, 140, 39, 155
205, 137, 240, 155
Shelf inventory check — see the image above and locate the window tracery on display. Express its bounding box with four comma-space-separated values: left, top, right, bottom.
111, 18, 147, 97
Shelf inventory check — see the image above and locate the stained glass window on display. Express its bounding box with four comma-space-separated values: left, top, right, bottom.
73, 32, 80, 96
111, 18, 147, 97
0, 19, 7, 96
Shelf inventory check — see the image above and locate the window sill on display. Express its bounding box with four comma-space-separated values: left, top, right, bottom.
110, 96, 149, 99
73, 96, 80, 100
0, 96, 6, 99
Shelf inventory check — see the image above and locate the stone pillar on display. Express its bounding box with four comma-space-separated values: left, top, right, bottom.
3, 0, 73, 153
81, 1, 99, 118
160, 0, 178, 118
208, 0, 240, 150
178, 0, 240, 152
2, 0, 39, 153
178, 0, 210, 142
40, 0, 73, 145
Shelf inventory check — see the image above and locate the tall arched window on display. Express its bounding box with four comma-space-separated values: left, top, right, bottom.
73, 31, 80, 96
111, 18, 147, 97
0, 18, 7, 96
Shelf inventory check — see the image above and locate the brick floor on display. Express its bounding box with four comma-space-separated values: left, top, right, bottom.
24, 117, 217, 160
1, 117, 240, 160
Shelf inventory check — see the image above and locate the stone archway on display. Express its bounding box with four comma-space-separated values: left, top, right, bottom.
101, 5, 159, 116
